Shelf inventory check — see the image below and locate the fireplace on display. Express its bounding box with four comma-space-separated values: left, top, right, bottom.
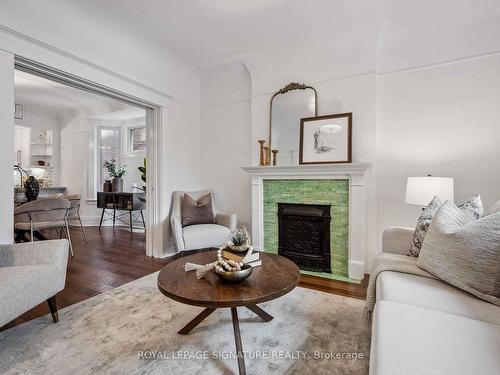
277, 202, 331, 273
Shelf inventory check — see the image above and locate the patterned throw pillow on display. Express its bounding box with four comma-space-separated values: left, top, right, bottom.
407, 196, 442, 257
457, 194, 484, 220
407, 194, 484, 257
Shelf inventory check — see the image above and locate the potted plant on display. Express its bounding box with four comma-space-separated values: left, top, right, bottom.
228, 226, 251, 252
137, 158, 146, 202
103, 159, 127, 192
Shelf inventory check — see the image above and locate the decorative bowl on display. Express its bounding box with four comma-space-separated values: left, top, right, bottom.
215, 264, 252, 282
228, 244, 250, 253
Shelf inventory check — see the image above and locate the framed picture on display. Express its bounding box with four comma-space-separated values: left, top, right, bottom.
14, 104, 23, 120
299, 113, 352, 164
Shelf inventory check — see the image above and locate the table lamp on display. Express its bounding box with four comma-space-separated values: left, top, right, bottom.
405, 175, 454, 207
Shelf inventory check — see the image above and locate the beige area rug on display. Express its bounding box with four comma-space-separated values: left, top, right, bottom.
0, 272, 370, 375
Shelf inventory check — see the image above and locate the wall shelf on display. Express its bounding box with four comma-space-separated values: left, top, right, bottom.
241, 162, 372, 177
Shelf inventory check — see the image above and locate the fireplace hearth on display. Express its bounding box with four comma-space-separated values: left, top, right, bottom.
277, 202, 331, 273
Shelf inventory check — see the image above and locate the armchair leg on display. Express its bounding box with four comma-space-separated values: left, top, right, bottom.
47, 295, 59, 323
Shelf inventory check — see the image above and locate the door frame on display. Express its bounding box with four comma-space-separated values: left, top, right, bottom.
14, 56, 162, 257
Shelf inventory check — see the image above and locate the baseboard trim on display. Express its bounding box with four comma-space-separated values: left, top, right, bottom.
79, 216, 144, 229
348, 260, 364, 280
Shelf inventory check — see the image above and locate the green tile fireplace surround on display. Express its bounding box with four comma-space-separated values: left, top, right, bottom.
263, 179, 353, 282
242, 163, 372, 281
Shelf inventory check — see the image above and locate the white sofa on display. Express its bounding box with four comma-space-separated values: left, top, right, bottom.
0, 240, 69, 327
370, 227, 500, 375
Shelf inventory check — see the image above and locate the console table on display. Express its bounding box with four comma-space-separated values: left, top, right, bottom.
97, 192, 146, 235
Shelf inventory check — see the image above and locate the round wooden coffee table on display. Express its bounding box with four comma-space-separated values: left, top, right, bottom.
157, 250, 300, 375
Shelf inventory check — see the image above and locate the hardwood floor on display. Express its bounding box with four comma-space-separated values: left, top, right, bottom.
2, 227, 368, 330
299, 273, 369, 300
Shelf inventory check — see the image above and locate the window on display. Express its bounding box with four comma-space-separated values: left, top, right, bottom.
97, 126, 121, 191
128, 126, 146, 153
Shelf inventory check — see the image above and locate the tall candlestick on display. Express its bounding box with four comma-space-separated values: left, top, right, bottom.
258, 140, 266, 166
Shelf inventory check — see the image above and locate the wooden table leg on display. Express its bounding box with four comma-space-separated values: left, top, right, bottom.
99, 208, 105, 229
246, 304, 274, 322
140, 210, 146, 228
33, 231, 48, 241
14, 229, 29, 243
178, 307, 216, 335
129, 210, 133, 238
231, 307, 246, 375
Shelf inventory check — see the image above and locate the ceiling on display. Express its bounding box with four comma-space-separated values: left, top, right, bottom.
68, 0, 379, 66
90, 107, 146, 121
15, 70, 138, 118
66, 0, 500, 70
2, 0, 499, 83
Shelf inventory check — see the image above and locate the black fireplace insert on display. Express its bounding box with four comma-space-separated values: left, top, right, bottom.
277, 202, 331, 273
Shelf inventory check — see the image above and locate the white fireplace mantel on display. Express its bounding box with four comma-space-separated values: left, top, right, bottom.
241, 162, 372, 280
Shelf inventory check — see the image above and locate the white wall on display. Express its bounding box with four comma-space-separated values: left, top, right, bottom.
0, 15, 201, 254
198, 56, 379, 270
2, 1, 499, 259
0, 50, 14, 244
376, 54, 500, 238
200, 62, 252, 228
0, 1, 200, 106
14, 104, 61, 184
60, 112, 94, 219
60, 107, 148, 225
122, 117, 147, 194
199, 52, 500, 273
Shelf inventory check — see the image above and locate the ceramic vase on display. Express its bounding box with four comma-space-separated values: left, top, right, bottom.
111, 177, 123, 192
103, 180, 112, 192
24, 176, 40, 202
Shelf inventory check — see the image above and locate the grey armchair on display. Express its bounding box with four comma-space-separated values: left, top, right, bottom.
0, 240, 69, 327
171, 190, 237, 251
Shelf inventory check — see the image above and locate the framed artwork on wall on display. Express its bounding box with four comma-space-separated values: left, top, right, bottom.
299, 112, 352, 164
14, 103, 23, 120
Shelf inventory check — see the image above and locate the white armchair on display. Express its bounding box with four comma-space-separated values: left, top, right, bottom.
171, 190, 237, 251
0, 240, 69, 327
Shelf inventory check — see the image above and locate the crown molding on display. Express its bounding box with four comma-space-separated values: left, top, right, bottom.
0, 24, 174, 101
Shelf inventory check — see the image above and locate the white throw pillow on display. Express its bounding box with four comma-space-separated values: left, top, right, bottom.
417, 201, 500, 305
407, 194, 484, 257
486, 200, 500, 215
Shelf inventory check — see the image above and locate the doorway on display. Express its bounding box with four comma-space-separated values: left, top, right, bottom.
13, 56, 161, 257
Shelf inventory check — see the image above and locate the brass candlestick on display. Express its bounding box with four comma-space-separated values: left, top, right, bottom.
263, 146, 270, 166
258, 140, 266, 166
271, 149, 279, 166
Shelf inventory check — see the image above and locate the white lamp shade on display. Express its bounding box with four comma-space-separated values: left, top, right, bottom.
405, 176, 454, 206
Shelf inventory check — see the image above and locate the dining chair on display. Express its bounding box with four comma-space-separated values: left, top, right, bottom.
14, 198, 74, 256
66, 194, 88, 243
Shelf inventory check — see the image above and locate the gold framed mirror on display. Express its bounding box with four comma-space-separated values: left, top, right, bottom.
269, 82, 317, 165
